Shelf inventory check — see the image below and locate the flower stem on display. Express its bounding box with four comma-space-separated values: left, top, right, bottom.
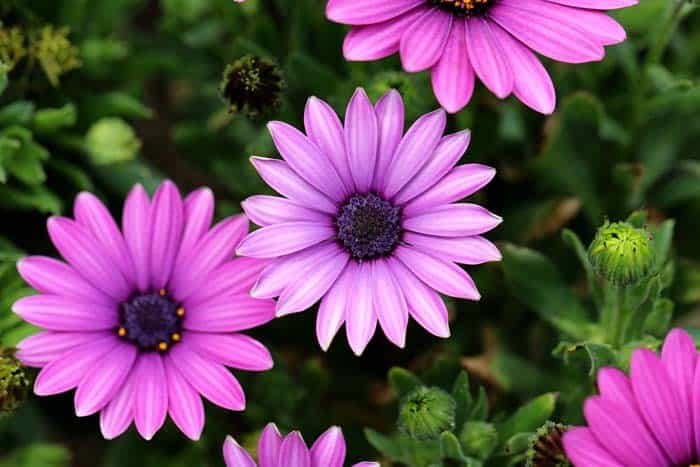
645, 0, 688, 68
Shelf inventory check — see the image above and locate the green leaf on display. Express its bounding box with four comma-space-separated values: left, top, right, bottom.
459, 422, 498, 460
642, 298, 674, 338
0, 444, 71, 467
497, 393, 557, 442
553, 342, 617, 376
389, 367, 423, 398
452, 371, 473, 429
32, 103, 78, 133
0, 102, 35, 127
364, 428, 403, 460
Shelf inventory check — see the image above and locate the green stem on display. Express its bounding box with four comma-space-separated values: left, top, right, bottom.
644, 0, 687, 68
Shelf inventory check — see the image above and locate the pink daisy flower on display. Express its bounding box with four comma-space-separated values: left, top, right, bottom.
237, 88, 501, 356
563, 328, 700, 467
13, 181, 275, 441
326, 0, 637, 114
223, 423, 379, 467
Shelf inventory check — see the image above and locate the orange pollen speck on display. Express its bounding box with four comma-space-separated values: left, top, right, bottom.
159, 288, 167, 297
171, 333, 181, 342
433, 0, 492, 15
176, 307, 185, 317
117, 327, 127, 337
158, 342, 169, 351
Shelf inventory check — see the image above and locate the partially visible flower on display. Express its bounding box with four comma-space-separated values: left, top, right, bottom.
85, 117, 141, 165
326, 0, 636, 114
29, 25, 81, 86
0, 26, 27, 71
563, 328, 700, 467
588, 221, 654, 286
398, 386, 456, 440
221, 55, 284, 118
13, 181, 275, 440
223, 423, 379, 467
0, 348, 29, 413
526, 422, 570, 467
238, 88, 501, 355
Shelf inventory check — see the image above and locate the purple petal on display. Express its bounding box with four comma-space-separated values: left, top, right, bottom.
371, 260, 408, 348
432, 20, 474, 113
13, 295, 117, 331
562, 427, 623, 467
243, 195, 330, 227
184, 294, 275, 333
544, 0, 637, 8
74, 341, 137, 417
184, 257, 271, 308
399, 8, 452, 72
178, 187, 214, 263
403, 233, 501, 265
149, 181, 184, 290
186, 332, 273, 371
310, 426, 346, 467
345, 262, 377, 356
236, 222, 335, 259
395, 245, 480, 300
280, 431, 311, 467
16, 331, 105, 368
223, 436, 256, 467
345, 88, 378, 193
465, 18, 513, 99
122, 184, 152, 293
164, 356, 204, 441
259, 423, 283, 467
403, 204, 502, 237
373, 90, 405, 191
134, 353, 168, 440
100, 370, 137, 440
316, 265, 353, 351
326, 0, 424, 25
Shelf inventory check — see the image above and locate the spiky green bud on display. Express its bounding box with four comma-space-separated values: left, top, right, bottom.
398, 386, 456, 441
525, 422, 571, 467
0, 349, 29, 413
85, 118, 141, 165
459, 421, 499, 460
588, 221, 655, 286
220, 55, 284, 119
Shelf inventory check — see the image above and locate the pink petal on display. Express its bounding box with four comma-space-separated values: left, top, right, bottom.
280, 431, 311, 467
16, 331, 105, 368
432, 20, 474, 113
178, 187, 214, 263
164, 356, 204, 441
345, 88, 378, 193
403, 233, 501, 265
544, 0, 637, 8
122, 184, 151, 293
236, 222, 335, 259
345, 262, 377, 356
326, 0, 424, 25
403, 204, 502, 237
465, 18, 513, 99
371, 260, 408, 348
316, 265, 353, 351
310, 426, 346, 467
185, 332, 273, 371
184, 294, 275, 333
259, 423, 283, 467
149, 181, 184, 290
13, 295, 117, 331
373, 89, 405, 191
243, 195, 330, 227
562, 427, 623, 467
184, 257, 271, 308
100, 370, 137, 440
223, 436, 256, 467
399, 8, 452, 72
134, 353, 168, 440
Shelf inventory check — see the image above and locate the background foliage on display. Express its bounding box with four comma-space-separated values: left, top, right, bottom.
0, 0, 699, 465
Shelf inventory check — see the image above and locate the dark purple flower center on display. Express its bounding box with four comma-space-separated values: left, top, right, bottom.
430, 0, 493, 17
118, 290, 184, 352
336, 193, 401, 260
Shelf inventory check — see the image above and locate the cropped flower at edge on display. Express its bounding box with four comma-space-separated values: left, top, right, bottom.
563, 328, 700, 467
13, 181, 276, 441
237, 88, 502, 356
223, 423, 379, 467
326, 0, 637, 114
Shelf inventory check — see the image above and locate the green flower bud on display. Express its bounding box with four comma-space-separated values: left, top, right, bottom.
29, 26, 81, 87
0, 349, 29, 413
85, 118, 141, 165
525, 422, 571, 467
459, 421, 499, 460
0, 26, 27, 71
220, 55, 284, 119
588, 221, 655, 286
398, 386, 456, 441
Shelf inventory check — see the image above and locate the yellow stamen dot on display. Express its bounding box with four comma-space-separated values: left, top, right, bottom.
159, 288, 167, 297
171, 333, 181, 342
117, 327, 127, 337
176, 307, 185, 317
158, 342, 169, 351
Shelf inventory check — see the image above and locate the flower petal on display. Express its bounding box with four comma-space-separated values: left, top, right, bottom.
345, 262, 377, 356
186, 332, 273, 371
345, 88, 378, 193
403, 204, 502, 237
134, 353, 168, 440
373, 89, 405, 190
236, 222, 335, 259
223, 436, 256, 467
149, 181, 184, 290
259, 423, 283, 467
100, 370, 137, 440
164, 356, 204, 441
310, 426, 346, 467
371, 260, 408, 348
465, 18, 513, 99
178, 187, 214, 262
279, 431, 311, 467
16, 331, 105, 367
432, 20, 475, 113
316, 265, 353, 351
243, 195, 330, 227
185, 257, 271, 308
122, 184, 152, 293
184, 295, 275, 333
399, 7, 452, 72
403, 233, 501, 265
562, 427, 623, 467
13, 295, 117, 331
326, 0, 424, 25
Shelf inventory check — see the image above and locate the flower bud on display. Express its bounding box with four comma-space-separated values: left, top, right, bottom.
459, 421, 498, 460
220, 55, 284, 119
588, 221, 654, 286
525, 422, 571, 467
29, 26, 81, 87
0, 349, 29, 413
398, 386, 456, 441
0, 26, 27, 71
85, 117, 141, 165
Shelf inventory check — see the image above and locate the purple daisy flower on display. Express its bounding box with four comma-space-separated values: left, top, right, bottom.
326, 0, 636, 114
563, 328, 700, 467
13, 181, 276, 441
223, 423, 379, 467
237, 88, 501, 356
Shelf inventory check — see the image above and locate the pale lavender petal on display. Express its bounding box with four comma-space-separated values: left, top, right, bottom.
345, 88, 378, 193
403, 233, 501, 265
17, 256, 112, 306
178, 187, 214, 262
310, 426, 346, 467
280, 431, 311, 467
74, 192, 136, 287
184, 295, 275, 333
371, 260, 408, 348
403, 204, 502, 237
373, 90, 404, 191
562, 427, 624, 467
13, 295, 117, 331
134, 353, 168, 440
100, 370, 137, 440
164, 356, 205, 441
170, 342, 246, 410
149, 181, 184, 290
276, 245, 349, 317
402, 164, 497, 216
399, 7, 452, 72
122, 184, 151, 293
388, 257, 450, 338
326, 0, 424, 25
465, 18, 513, 99
383, 109, 446, 198
223, 436, 256, 467
259, 423, 283, 467
185, 257, 271, 308
34, 335, 118, 396
630, 348, 693, 464
432, 20, 474, 114
48, 216, 131, 300
268, 121, 347, 201
352, 463, 380, 467
316, 265, 353, 351
345, 262, 377, 356
393, 130, 471, 206
395, 245, 480, 300
304, 97, 354, 191
250, 157, 338, 214
236, 222, 335, 259
186, 332, 273, 371
544, 0, 637, 8
17, 331, 105, 367
74, 341, 137, 416
243, 195, 331, 227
